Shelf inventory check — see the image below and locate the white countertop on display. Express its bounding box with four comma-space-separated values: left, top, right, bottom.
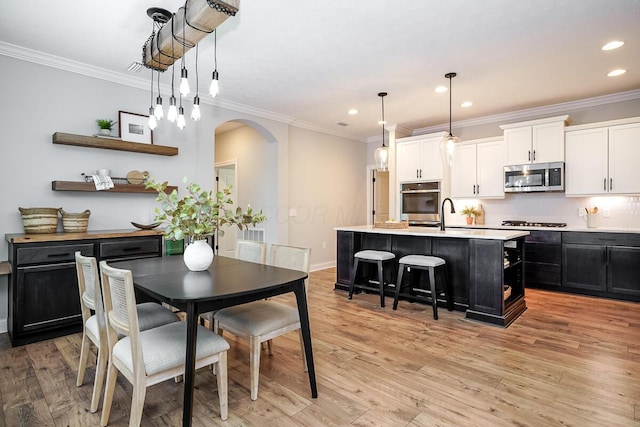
450, 224, 640, 234
334, 225, 529, 240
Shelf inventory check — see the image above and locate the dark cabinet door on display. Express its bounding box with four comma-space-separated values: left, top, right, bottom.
524, 231, 561, 287
562, 243, 606, 291
607, 246, 640, 296
15, 262, 82, 335
433, 237, 470, 307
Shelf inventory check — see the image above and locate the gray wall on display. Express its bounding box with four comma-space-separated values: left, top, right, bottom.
0, 55, 366, 332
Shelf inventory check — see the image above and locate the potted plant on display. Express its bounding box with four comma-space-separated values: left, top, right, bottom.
461, 206, 479, 225
96, 119, 117, 136
146, 178, 266, 271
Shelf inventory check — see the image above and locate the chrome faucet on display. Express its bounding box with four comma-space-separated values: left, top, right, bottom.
440, 198, 456, 230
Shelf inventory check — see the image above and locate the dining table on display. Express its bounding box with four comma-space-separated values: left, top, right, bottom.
110, 254, 317, 427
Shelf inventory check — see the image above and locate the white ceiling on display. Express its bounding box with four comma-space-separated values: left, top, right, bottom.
1, 0, 639, 140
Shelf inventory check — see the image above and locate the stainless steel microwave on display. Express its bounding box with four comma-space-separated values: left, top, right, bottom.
504, 162, 564, 193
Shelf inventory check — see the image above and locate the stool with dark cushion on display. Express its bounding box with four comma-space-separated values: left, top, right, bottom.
348, 250, 396, 307
393, 255, 453, 319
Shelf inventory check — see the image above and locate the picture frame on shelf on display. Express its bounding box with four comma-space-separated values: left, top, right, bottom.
118, 111, 153, 144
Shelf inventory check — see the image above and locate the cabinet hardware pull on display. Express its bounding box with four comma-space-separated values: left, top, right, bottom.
528, 150, 531, 162
533, 150, 536, 161
603, 178, 607, 191
477, 184, 479, 194
610, 178, 612, 191
473, 185, 476, 194
47, 253, 71, 258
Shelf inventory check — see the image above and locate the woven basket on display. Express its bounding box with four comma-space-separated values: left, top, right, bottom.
60, 209, 91, 233
19, 207, 60, 234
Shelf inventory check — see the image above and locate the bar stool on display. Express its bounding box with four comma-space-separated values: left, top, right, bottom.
348, 250, 396, 307
393, 255, 453, 319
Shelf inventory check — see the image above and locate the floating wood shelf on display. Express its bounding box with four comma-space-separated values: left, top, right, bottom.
52, 132, 179, 156
51, 181, 177, 194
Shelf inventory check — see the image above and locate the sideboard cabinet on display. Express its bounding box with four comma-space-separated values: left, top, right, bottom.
6, 231, 163, 346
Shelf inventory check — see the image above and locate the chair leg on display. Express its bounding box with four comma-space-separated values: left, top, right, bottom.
249, 335, 261, 401
267, 339, 273, 356
298, 329, 308, 372
393, 264, 405, 310
428, 267, 438, 320
100, 363, 118, 426
212, 321, 223, 373
76, 331, 90, 387
216, 352, 229, 420
130, 383, 147, 427
377, 260, 385, 307
90, 346, 108, 413
348, 258, 360, 299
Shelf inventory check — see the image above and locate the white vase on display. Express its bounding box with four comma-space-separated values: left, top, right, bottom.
183, 239, 214, 271
99, 128, 111, 136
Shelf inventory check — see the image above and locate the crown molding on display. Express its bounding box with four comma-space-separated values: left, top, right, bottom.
413, 88, 640, 135
0, 41, 296, 125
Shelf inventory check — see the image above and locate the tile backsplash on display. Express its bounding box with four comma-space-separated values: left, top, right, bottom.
449, 193, 640, 228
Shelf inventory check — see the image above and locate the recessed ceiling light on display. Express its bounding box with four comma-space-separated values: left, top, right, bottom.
336, 122, 348, 127
602, 41, 624, 51
435, 85, 447, 93
347, 109, 358, 115
461, 101, 473, 108
607, 69, 627, 77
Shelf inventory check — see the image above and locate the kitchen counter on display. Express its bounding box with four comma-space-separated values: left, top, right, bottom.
335, 225, 529, 240
449, 223, 640, 233
6, 228, 163, 244
335, 225, 528, 327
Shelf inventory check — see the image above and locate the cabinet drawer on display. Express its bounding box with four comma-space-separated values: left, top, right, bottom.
525, 230, 561, 244
16, 243, 94, 265
99, 238, 161, 260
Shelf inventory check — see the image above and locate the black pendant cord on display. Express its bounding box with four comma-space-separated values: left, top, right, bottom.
194, 44, 199, 94
445, 72, 457, 137
378, 92, 387, 148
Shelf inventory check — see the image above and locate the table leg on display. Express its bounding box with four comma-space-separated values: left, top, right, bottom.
183, 302, 198, 426
294, 281, 318, 398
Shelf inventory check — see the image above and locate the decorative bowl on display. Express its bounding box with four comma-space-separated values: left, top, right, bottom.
131, 222, 160, 230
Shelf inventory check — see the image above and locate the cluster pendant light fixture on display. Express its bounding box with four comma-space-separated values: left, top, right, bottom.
444, 72, 460, 165
142, 1, 238, 131
374, 92, 390, 172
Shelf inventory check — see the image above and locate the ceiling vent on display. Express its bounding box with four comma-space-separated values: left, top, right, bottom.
127, 61, 144, 72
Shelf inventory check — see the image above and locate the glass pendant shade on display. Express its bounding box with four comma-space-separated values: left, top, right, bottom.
177, 107, 186, 129
167, 96, 178, 122
148, 107, 158, 130
180, 67, 190, 96
375, 145, 390, 172
446, 133, 459, 166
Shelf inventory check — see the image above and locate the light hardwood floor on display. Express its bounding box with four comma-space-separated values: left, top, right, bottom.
1, 268, 639, 426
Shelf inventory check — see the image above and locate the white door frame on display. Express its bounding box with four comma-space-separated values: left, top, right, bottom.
215, 160, 238, 257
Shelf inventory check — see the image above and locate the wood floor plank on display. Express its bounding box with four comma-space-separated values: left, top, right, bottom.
1, 268, 640, 426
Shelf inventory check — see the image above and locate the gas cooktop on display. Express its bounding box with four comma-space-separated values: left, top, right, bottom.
501, 220, 567, 228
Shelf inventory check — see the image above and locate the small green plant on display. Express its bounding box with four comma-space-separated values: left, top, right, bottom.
96, 119, 117, 130
461, 206, 479, 218
146, 178, 266, 241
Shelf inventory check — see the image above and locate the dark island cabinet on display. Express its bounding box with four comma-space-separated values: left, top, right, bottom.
562, 232, 640, 301
7, 233, 162, 346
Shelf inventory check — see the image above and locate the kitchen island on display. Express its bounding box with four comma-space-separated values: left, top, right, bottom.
335, 225, 530, 327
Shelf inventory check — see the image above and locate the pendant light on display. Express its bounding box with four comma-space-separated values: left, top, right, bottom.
167, 19, 178, 122
444, 72, 460, 165
191, 44, 201, 121
209, 30, 220, 98
374, 92, 389, 172
148, 66, 158, 130
179, 7, 190, 96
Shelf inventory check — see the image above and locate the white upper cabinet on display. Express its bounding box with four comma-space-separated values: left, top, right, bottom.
396, 135, 445, 182
451, 137, 505, 199
501, 115, 569, 164
565, 120, 640, 196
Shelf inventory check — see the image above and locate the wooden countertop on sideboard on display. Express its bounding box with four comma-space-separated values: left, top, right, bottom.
5, 229, 164, 244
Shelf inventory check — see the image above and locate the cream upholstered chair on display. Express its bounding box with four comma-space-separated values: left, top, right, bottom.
74, 252, 180, 413
99, 261, 230, 426
202, 240, 266, 329
213, 244, 311, 400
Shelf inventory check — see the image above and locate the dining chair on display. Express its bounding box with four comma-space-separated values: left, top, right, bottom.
202, 239, 267, 329
74, 252, 180, 414
213, 244, 311, 400
99, 261, 230, 426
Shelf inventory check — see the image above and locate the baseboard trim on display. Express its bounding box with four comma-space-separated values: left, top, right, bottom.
311, 261, 336, 272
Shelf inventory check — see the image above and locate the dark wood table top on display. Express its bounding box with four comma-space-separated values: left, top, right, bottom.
111, 255, 308, 309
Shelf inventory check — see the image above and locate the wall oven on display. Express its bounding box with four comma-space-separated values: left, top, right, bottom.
504, 162, 564, 193
400, 181, 441, 226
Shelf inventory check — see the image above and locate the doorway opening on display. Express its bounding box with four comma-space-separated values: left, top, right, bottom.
214, 161, 237, 257
367, 166, 389, 225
